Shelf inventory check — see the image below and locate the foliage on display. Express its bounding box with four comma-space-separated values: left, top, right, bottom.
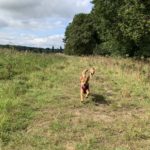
64, 0, 150, 57
92, 0, 150, 56
64, 13, 98, 55
0, 44, 63, 53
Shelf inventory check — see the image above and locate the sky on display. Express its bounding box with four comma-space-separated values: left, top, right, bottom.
0, 0, 92, 48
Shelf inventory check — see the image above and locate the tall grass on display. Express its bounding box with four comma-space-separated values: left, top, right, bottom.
0, 49, 67, 143
0, 49, 149, 150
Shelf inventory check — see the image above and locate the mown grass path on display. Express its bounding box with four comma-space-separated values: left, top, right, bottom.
0, 50, 150, 150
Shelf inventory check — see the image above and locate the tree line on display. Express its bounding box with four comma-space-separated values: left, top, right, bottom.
64, 0, 150, 57
0, 44, 63, 53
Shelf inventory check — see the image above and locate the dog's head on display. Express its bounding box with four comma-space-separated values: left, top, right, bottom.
89, 67, 95, 76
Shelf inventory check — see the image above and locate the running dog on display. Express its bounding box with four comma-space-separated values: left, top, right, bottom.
80, 67, 95, 102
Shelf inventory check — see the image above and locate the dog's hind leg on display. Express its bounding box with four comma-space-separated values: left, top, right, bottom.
85, 90, 90, 98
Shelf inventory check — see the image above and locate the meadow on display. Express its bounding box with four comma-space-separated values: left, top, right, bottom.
0, 49, 150, 150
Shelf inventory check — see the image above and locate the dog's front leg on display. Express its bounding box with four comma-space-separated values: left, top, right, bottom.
80, 89, 84, 102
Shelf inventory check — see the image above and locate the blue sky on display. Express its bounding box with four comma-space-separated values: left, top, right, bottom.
0, 0, 92, 48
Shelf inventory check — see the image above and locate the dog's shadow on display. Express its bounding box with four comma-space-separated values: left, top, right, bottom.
91, 94, 110, 106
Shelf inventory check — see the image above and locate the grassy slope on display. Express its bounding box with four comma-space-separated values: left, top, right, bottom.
0, 49, 150, 150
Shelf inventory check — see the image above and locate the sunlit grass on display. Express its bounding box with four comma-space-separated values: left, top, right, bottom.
0, 49, 150, 150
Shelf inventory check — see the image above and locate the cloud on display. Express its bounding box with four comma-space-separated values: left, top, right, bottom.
0, 0, 92, 47
30, 34, 64, 48
0, 18, 8, 28
0, 0, 90, 19
0, 32, 64, 48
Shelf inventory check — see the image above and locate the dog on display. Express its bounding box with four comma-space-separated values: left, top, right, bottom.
80, 67, 95, 102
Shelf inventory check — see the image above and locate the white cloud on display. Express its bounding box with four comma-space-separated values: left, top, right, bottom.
0, 0, 92, 47
0, 32, 64, 48
30, 35, 64, 48
0, 17, 65, 30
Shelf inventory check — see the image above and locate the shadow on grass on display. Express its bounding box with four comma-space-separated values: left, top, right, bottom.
91, 94, 110, 106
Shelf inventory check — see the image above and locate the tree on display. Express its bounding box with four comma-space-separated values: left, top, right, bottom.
52, 46, 55, 52
117, 0, 150, 56
64, 13, 98, 55
64, 0, 150, 57
91, 0, 150, 56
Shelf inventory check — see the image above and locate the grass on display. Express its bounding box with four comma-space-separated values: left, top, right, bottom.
0, 49, 150, 150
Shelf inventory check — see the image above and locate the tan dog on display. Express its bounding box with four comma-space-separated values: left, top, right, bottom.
80, 67, 95, 102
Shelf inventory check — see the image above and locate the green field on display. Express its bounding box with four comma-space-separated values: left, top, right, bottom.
0, 49, 150, 150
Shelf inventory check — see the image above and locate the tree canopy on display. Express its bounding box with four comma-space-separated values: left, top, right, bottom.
64, 0, 150, 57
64, 13, 98, 55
